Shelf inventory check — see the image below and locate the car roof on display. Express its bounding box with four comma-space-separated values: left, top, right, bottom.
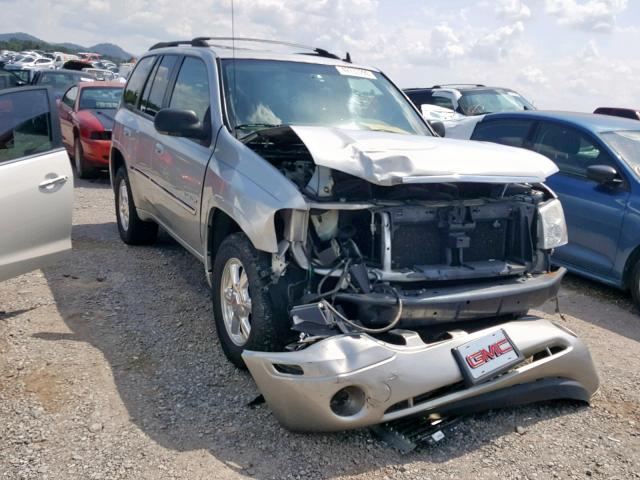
405, 85, 511, 93
483, 110, 640, 133
37, 68, 94, 75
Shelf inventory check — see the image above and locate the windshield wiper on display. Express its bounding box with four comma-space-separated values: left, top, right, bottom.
233, 123, 284, 137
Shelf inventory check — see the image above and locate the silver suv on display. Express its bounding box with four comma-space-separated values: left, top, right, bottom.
110, 38, 598, 432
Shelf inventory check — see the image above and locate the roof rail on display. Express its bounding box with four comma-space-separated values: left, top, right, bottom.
431, 84, 486, 89
149, 37, 349, 61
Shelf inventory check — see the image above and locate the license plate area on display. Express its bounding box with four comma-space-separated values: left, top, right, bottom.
452, 329, 523, 386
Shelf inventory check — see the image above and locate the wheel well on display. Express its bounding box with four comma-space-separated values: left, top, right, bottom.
208, 209, 242, 267
110, 148, 125, 190
622, 245, 640, 290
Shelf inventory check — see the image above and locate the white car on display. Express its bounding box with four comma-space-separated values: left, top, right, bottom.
404, 85, 535, 139
5, 56, 55, 71
0, 86, 73, 282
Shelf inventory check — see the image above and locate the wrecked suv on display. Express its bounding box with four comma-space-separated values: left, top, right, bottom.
110, 38, 599, 432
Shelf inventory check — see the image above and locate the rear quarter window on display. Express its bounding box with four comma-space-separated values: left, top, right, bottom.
122, 56, 156, 109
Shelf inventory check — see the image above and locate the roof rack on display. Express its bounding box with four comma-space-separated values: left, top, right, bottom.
431, 84, 486, 89
149, 37, 349, 62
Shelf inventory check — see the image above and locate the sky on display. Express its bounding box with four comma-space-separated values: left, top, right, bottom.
1, 0, 639, 111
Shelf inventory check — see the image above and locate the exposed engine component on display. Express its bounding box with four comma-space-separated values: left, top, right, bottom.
244, 124, 561, 334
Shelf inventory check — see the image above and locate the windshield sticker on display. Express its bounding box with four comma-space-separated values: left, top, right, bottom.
336, 66, 376, 79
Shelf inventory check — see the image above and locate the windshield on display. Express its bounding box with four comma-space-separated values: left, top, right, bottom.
601, 130, 640, 172
458, 89, 534, 116
37, 71, 94, 93
79, 87, 122, 110
221, 59, 431, 137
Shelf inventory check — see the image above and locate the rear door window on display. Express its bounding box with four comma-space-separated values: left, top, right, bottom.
140, 55, 178, 117
531, 122, 615, 177
0, 88, 56, 164
471, 119, 534, 148
122, 55, 156, 109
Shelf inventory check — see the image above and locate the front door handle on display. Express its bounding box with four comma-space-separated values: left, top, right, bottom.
123, 127, 132, 137
39, 175, 68, 189
155, 143, 165, 155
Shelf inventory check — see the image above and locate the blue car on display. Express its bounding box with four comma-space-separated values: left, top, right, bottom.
468, 111, 640, 304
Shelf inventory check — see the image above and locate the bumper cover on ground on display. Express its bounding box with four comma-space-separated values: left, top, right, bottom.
243, 317, 599, 431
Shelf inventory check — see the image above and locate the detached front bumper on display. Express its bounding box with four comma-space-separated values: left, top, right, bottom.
243, 317, 599, 432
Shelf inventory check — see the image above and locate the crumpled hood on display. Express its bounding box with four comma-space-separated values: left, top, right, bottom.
290, 125, 558, 185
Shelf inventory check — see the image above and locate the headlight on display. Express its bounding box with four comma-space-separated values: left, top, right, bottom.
537, 198, 568, 250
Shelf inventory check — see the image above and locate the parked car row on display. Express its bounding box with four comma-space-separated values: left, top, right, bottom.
1, 49, 128, 83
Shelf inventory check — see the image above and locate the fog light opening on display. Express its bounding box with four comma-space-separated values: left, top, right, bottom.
330, 386, 366, 417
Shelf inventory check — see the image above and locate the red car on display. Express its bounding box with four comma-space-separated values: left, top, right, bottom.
58, 82, 123, 177
594, 107, 640, 121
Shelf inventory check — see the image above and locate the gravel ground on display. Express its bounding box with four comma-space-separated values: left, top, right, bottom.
1, 175, 639, 480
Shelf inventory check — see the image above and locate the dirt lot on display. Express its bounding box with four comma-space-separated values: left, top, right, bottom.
1, 176, 639, 480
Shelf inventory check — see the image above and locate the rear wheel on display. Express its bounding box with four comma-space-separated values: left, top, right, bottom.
114, 166, 158, 245
212, 233, 289, 369
74, 138, 96, 179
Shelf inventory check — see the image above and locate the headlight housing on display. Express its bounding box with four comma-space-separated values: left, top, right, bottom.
537, 198, 568, 250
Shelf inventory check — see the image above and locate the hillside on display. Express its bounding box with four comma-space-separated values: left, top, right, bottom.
0, 32, 134, 61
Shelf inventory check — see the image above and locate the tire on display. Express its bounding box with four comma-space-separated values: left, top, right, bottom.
74, 138, 96, 179
630, 260, 640, 307
212, 232, 289, 369
114, 166, 158, 245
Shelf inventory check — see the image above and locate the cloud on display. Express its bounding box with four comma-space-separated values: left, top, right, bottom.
471, 21, 525, 61
545, 0, 628, 32
496, 0, 532, 21
518, 66, 548, 84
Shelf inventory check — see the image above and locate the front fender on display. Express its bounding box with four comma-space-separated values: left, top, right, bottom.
201, 128, 308, 253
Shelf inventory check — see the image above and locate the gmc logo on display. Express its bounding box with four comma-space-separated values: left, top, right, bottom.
466, 339, 513, 369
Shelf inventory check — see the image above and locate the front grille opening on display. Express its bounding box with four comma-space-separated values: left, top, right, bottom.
273, 363, 304, 375
384, 381, 466, 415
532, 344, 568, 362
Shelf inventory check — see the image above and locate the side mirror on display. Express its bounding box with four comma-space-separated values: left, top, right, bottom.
429, 120, 446, 137
586, 164, 622, 186
154, 108, 208, 140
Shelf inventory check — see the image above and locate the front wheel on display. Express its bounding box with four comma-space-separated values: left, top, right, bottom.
114, 166, 158, 245
212, 233, 289, 369
74, 138, 96, 179
630, 260, 640, 307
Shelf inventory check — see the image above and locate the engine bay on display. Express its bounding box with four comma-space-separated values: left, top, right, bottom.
242, 126, 557, 333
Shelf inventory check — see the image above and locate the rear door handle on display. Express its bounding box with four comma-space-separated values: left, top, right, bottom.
155, 143, 165, 155
39, 175, 68, 189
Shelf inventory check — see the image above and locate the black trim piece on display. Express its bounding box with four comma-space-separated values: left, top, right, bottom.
433, 378, 591, 417
335, 268, 565, 325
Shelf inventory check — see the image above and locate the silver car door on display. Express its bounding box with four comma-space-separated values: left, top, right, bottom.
0, 86, 73, 282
